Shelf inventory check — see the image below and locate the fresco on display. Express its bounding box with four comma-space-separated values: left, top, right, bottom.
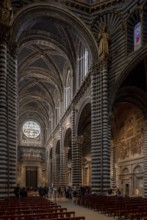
114, 106, 144, 161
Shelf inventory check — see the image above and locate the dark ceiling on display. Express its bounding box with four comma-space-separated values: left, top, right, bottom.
14, 2, 87, 145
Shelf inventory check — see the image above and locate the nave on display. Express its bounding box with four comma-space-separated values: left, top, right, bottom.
1, 194, 147, 220
57, 198, 114, 220
0, 195, 115, 220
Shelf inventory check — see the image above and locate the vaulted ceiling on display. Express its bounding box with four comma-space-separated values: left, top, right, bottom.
13, 2, 89, 145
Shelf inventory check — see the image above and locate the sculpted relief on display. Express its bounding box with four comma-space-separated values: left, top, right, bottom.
113, 104, 144, 162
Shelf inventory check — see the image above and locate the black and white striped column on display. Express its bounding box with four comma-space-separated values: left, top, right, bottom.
60, 126, 66, 188
7, 48, 17, 197
0, 42, 8, 198
0, 35, 17, 198
144, 116, 147, 197
52, 146, 56, 187
91, 62, 110, 193
72, 108, 82, 186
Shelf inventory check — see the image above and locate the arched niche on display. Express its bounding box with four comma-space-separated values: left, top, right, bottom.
133, 165, 144, 196
55, 140, 60, 187
64, 128, 72, 186
77, 102, 91, 186
112, 102, 144, 196
49, 148, 53, 187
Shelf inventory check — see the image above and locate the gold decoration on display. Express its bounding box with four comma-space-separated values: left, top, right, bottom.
0, 0, 13, 25
98, 21, 110, 64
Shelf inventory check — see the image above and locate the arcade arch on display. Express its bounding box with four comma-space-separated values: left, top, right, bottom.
111, 58, 147, 196
77, 103, 91, 186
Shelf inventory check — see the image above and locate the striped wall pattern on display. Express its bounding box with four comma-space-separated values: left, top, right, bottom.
0, 43, 8, 198
7, 49, 17, 197
0, 42, 17, 198
101, 63, 110, 192
91, 63, 110, 193
56, 155, 60, 187
49, 148, 53, 187
127, 10, 140, 54
144, 117, 147, 197
52, 147, 57, 187
59, 126, 66, 188
64, 148, 69, 186
72, 108, 82, 186
91, 64, 102, 193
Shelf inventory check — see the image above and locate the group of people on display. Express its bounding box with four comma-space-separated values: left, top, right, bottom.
38, 186, 49, 198
14, 185, 28, 198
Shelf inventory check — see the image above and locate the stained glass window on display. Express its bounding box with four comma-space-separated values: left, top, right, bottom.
134, 22, 141, 51
23, 121, 40, 138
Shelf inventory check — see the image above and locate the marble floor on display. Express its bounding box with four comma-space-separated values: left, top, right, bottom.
55, 198, 115, 220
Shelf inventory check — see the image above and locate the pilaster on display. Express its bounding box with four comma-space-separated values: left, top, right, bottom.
71, 107, 83, 186
91, 62, 110, 193
0, 22, 18, 197
59, 126, 66, 188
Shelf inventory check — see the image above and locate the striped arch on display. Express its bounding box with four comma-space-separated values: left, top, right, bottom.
92, 10, 123, 35
110, 47, 147, 110
76, 96, 91, 133
11, 2, 98, 64
63, 127, 72, 186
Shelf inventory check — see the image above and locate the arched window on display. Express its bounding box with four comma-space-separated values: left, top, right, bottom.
127, 10, 141, 54
134, 22, 141, 51
77, 45, 89, 89
84, 49, 89, 76
65, 70, 72, 110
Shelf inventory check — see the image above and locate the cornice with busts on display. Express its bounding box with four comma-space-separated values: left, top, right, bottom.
64, 0, 124, 14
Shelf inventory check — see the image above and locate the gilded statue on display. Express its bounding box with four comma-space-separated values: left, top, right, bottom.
98, 21, 110, 63
0, 0, 13, 24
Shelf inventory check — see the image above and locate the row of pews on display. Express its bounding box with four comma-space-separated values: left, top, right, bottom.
0, 196, 85, 220
78, 194, 147, 220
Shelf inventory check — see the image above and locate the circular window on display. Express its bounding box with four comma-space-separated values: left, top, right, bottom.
23, 121, 40, 138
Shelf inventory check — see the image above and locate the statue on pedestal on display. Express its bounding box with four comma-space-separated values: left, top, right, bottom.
98, 21, 110, 64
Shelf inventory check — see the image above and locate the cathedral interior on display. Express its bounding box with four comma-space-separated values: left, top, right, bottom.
0, 0, 147, 198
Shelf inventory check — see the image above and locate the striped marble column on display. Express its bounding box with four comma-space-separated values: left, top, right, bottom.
49, 157, 53, 187
60, 126, 66, 189
91, 62, 110, 193
52, 146, 56, 187
0, 42, 8, 198
7, 47, 17, 197
54, 144, 61, 187
144, 116, 147, 197
0, 29, 18, 198
64, 147, 69, 185
72, 108, 82, 186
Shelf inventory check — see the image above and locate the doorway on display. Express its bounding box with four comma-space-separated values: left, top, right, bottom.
125, 183, 129, 197
26, 167, 37, 189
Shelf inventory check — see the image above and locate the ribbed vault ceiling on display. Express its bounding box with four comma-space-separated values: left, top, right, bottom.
15, 5, 84, 144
